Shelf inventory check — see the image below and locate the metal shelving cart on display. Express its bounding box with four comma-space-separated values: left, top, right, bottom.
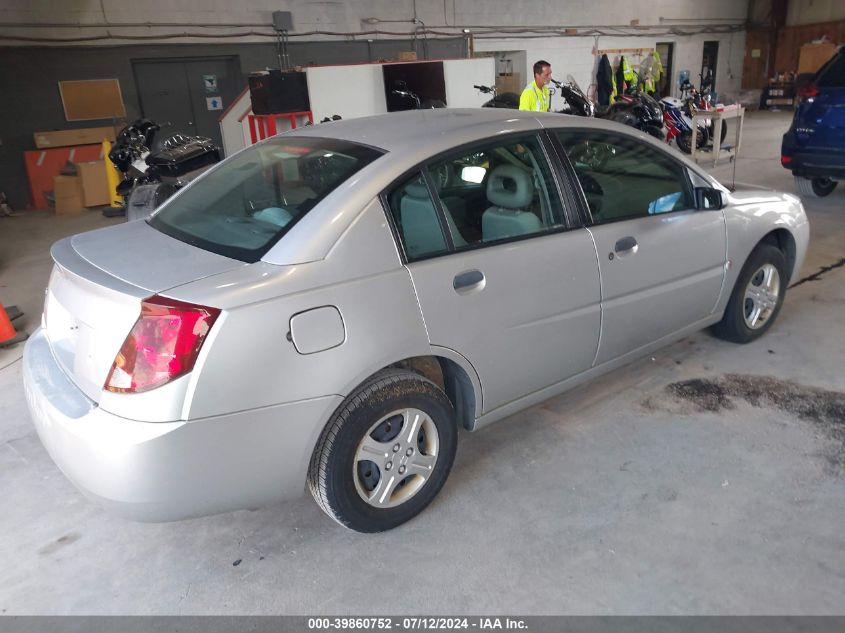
690, 104, 745, 168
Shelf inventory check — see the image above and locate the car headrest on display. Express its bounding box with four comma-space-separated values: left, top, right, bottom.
486, 165, 533, 209
404, 182, 430, 199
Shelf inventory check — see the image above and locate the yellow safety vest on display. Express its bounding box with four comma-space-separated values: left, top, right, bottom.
519, 81, 550, 112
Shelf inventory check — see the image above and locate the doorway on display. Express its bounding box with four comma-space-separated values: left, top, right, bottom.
655, 42, 674, 97
701, 41, 719, 91
132, 56, 242, 150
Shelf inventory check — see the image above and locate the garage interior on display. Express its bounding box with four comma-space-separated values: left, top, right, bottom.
1, 0, 844, 617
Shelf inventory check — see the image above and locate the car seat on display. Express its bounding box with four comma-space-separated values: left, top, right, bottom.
482, 164, 541, 241
400, 183, 466, 258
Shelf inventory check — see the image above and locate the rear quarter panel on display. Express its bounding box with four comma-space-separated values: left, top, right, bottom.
167, 198, 433, 420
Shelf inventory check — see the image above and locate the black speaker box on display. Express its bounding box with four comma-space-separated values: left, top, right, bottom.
248, 70, 310, 115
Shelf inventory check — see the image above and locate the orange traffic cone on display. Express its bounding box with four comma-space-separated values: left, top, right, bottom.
0, 303, 28, 348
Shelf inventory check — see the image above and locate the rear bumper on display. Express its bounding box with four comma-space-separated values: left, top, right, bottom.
23, 328, 341, 522
781, 133, 845, 180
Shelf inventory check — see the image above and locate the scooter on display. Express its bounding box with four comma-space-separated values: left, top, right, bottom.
473, 84, 521, 109
108, 119, 220, 221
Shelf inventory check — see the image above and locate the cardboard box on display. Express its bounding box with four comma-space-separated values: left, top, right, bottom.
496, 73, 523, 95
398, 51, 418, 61
53, 175, 84, 215
75, 160, 111, 207
34, 126, 116, 149
797, 42, 837, 75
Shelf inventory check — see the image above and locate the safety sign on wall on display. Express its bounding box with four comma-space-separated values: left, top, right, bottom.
203, 75, 218, 93
206, 96, 223, 111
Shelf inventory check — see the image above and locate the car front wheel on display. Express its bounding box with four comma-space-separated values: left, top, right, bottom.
794, 175, 838, 198
712, 243, 787, 344
308, 369, 457, 532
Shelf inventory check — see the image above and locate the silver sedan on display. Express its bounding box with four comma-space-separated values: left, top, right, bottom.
23, 109, 809, 532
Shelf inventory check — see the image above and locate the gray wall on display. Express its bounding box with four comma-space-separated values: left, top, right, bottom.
0, 38, 465, 209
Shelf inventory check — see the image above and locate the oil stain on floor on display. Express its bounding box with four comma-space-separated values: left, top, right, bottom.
643, 374, 845, 473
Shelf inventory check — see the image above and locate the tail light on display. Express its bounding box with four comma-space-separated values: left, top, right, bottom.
781, 155, 793, 166
105, 295, 221, 394
797, 83, 819, 99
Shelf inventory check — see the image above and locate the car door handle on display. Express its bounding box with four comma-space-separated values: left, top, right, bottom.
613, 236, 639, 256
453, 269, 486, 294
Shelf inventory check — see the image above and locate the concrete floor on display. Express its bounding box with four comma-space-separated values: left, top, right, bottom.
1, 111, 843, 615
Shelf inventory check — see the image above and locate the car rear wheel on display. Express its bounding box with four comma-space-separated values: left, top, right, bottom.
712, 243, 787, 344
308, 369, 457, 532
794, 175, 838, 198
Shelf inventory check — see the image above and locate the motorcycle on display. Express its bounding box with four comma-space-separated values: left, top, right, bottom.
388, 80, 446, 110
660, 96, 706, 154
108, 119, 221, 221
473, 84, 521, 109
681, 78, 727, 147
553, 76, 665, 140
606, 89, 665, 140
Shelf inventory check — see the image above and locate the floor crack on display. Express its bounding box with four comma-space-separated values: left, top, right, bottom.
790, 257, 845, 289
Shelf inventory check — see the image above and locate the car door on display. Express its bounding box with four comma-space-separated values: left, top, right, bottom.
551, 128, 727, 365
383, 133, 602, 414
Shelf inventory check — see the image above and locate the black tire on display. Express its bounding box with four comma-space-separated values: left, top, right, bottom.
308, 369, 457, 532
794, 175, 838, 198
676, 127, 706, 154
712, 243, 788, 344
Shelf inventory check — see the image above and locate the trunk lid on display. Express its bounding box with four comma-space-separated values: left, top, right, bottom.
45, 221, 244, 402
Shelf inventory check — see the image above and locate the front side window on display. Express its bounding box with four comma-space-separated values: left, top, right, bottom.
149, 137, 383, 262
556, 131, 694, 223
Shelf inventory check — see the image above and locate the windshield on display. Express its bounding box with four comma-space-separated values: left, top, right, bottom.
566, 74, 584, 93
149, 137, 384, 262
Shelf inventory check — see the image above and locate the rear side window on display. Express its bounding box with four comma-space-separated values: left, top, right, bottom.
816, 51, 845, 88
386, 134, 567, 261
149, 137, 383, 262
386, 172, 450, 260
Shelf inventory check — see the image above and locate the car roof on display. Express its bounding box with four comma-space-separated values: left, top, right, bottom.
285, 108, 541, 152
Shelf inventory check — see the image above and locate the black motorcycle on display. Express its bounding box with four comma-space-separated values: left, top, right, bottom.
388, 80, 446, 111
108, 119, 221, 220
554, 76, 665, 140
474, 84, 521, 109
605, 89, 665, 140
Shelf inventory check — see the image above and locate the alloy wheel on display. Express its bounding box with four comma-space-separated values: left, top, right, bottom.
743, 263, 780, 330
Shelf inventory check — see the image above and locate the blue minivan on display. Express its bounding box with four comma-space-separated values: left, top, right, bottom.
782, 46, 845, 197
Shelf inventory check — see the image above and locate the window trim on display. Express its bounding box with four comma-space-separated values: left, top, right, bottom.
379, 130, 587, 265
547, 127, 707, 227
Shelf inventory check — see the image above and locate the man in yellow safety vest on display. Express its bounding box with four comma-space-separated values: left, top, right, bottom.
519, 60, 553, 112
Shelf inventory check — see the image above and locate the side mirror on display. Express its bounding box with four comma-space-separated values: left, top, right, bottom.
695, 187, 727, 210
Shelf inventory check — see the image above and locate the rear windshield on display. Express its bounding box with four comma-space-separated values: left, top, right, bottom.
148, 137, 383, 262
816, 49, 845, 88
